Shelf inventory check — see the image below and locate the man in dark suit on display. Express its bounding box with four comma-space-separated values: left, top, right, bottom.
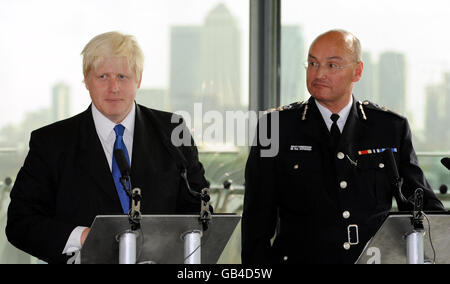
6, 31, 208, 263
242, 30, 444, 264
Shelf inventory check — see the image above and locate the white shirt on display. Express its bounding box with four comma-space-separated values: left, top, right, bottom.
62, 103, 136, 260
91, 103, 135, 170
314, 97, 353, 133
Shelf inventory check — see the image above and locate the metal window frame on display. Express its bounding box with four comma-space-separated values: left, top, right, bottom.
249, 0, 281, 112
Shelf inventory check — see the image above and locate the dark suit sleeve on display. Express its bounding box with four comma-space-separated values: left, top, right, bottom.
396, 119, 444, 211
6, 131, 76, 263
241, 117, 279, 264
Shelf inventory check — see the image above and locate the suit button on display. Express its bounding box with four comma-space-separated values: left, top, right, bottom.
337, 152, 345, 160
293, 164, 299, 170
283, 256, 288, 261
343, 242, 351, 250
340, 181, 348, 189
342, 211, 350, 219
379, 163, 385, 169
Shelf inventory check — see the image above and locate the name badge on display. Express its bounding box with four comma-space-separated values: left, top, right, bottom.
290, 145, 312, 151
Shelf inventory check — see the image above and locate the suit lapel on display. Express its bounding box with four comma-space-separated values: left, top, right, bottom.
130, 105, 158, 193
77, 106, 122, 209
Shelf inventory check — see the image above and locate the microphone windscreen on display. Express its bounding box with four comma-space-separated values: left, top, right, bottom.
441, 157, 450, 171
114, 149, 131, 176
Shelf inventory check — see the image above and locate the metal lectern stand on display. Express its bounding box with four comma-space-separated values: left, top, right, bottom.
356, 212, 450, 264
80, 214, 240, 264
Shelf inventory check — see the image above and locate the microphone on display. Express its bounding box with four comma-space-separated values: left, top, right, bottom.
113, 149, 131, 177
411, 187, 425, 230
162, 137, 211, 230
413, 188, 424, 219
161, 137, 202, 199
442, 157, 450, 171
383, 148, 407, 203
114, 149, 142, 229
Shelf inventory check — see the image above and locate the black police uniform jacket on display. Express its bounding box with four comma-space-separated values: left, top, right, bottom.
6, 103, 209, 263
242, 96, 444, 264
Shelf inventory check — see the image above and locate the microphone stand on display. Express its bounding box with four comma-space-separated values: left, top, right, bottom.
200, 188, 212, 231
180, 169, 211, 231
119, 176, 142, 231
406, 188, 425, 264
180, 168, 211, 264
117, 174, 142, 264
384, 149, 426, 263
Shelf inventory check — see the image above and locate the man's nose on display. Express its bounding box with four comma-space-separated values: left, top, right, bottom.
316, 65, 328, 78
109, 78, 120, 92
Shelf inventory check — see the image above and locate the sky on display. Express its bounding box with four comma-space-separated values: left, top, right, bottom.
282, 0, 450, 128
0, 0, 249, 128
1, 0, 450, 130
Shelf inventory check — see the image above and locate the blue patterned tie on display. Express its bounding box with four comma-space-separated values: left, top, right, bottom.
112, 124, 130, 214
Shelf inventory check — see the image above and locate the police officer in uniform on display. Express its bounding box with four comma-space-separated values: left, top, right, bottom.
241, 29, 444, 264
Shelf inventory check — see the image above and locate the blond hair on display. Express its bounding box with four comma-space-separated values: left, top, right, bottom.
81, 31, 144, 81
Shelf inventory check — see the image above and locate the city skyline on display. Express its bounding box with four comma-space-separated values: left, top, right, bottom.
1, 1, 450, 136
170, 3, 244, 118
0, 0, 250, 129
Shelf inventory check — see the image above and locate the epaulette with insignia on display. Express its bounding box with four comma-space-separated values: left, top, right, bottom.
360, 100, 404, 118
265, 101, 304, 114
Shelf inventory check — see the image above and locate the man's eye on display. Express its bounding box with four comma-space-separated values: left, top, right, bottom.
99, 74, 106, 79
329, 63, 339, 69
119, 74, 126, 79
310, 62, 319, 67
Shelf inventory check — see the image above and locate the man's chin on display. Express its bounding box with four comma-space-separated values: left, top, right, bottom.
103, 109, 129, 123
310, 92, 330, 101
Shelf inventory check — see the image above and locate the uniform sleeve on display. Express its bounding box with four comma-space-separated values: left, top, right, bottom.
241, 116, 279, 264
6, 131, 77, 263
396, 119, 444, 211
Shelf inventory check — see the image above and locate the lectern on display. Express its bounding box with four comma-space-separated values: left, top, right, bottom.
80, 214, 240, 264
356, 212, 450, 264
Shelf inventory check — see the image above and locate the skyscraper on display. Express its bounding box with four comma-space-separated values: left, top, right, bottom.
52, 82, 71, 122
443, 73, 450, 145
200, 3, 242, 112
281, 25, 305, 105
354, 51, 376, 102
378, 52, 406, 115
169, 4, 242, 117
425, 84, 446, 149
169, 25, 202, 116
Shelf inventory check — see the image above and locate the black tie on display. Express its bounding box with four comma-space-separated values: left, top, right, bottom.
330, 114, 340, 150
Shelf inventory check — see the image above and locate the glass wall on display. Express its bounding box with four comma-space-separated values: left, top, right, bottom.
0, 0, 248, 263
2, 0, 449, 264
281, 0, 450, 206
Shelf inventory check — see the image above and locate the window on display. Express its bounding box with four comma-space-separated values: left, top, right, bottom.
0, 0, 248, 264
281, 0, 450, 206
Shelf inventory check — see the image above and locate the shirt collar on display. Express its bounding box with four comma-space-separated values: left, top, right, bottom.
314, 96, 353, 131
91, 102, 136, 141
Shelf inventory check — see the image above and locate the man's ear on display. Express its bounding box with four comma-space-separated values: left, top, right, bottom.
137, 74, 142, 89
353, 61, 364, 83
84, 77, 90, 90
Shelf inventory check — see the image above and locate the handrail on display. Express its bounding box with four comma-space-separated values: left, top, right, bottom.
0, 148, 17, 153
416, 152, 450, 157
